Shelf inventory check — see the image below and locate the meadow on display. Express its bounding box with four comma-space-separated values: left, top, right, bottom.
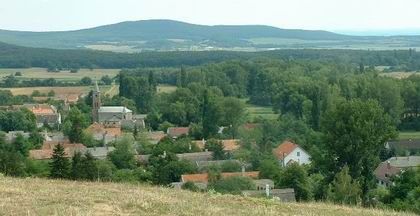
0, 176, 412, 216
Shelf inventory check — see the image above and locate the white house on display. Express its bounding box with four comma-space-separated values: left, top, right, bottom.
272, 141, 311, 166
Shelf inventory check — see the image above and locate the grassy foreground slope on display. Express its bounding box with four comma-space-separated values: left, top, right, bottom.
0, 176, 412, 216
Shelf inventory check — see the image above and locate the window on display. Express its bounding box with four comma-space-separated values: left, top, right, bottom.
297, 151, 300, 156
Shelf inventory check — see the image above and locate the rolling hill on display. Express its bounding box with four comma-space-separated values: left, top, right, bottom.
1, 20, 420, 52
0, 176, 413, 216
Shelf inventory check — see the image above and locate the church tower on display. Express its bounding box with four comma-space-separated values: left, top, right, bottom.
92, 81, 101, 122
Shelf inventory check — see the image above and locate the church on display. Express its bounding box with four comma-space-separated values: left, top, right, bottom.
92, 82, 145, 129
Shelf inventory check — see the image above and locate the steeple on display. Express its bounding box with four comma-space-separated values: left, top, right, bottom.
92, 81, 101, 123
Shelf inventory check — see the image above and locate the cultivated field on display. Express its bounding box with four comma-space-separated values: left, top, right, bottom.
0, 176, 412, 216
0, 85, 115, 97
379, 72, 420, 79
0, 68, 120, 82
398, 131, 420, 140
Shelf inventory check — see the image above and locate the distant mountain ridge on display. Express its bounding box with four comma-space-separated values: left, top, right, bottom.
0, 19, 419, 51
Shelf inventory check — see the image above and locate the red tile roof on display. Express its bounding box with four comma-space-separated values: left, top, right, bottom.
86, 122, 122, 137
167, 127, 189, 137
374, 162, 402, 184
29, 142, 87, 160
273, 141, 299, 160
181, 171, 260, 183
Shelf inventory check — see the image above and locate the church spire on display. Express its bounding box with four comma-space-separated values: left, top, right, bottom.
95, 80, 100, 92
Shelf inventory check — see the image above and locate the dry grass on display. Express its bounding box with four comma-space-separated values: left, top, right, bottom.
0, 68, 120, 82
0, 176, 412, 216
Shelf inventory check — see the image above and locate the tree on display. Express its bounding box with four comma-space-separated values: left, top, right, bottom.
101, 75, 113, 85
202, 90, 221, 138
210, 176, 255, 195
219, 97, 246, 139
327, 166, 362, 205
279, 163, 312, 201
62, 107, 89, 143
107, 136, 136, 169
205, 139, 226, 160
49, 144, 70, 179
320, 99, 396, 204
80, 76, 93, 86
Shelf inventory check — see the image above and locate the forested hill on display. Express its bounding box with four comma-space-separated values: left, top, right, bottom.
1, 19, 419, 51
1, 41, 420, 70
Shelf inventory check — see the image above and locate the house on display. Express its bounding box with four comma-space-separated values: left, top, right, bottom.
272, 141, 311, 166
85, 122, 122, 144
5, 131, 30, 143
194, 139, 240, 152
85, 146, 115, 160
23, 104, 61, 128
385, 139, 420, 154
145, 131, 166, 144
242, 188, 296, 202
29, 141, 86, 160
167, 127, 189, 138
374, 156, 420, 187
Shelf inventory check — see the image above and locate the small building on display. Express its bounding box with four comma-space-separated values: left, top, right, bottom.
272, 141, 311, 166
29, 141, 86, 160
98, 106, 133, 125
167, 127, 189, 138
23, 104, 61, 128
85, 122, 122, 144
4, 131, 30, 143
85, 146, 116, 160
145, 131, 166, 144
181, 171, 260, 184
374, 156, 420, 187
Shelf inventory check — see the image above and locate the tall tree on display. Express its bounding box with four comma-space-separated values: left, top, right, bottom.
63, 107, 89, 143
327, 166, 362, 205
321, 99, 396, 204
49, 144, 70, 179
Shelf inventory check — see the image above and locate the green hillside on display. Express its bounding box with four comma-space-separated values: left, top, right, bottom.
0, 176, 413, 216
0, 20, 419, 51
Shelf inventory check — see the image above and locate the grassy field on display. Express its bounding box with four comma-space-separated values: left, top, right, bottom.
241, 99, 278, 121
0, 68, 120, 82
398, 131, 420, 140
0, 176, 412, 216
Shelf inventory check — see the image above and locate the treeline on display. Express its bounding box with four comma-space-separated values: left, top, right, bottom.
0, 74, 114, 88
1, 42, 420, 70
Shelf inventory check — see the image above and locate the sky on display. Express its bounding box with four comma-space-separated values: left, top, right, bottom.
1, 0, 420, 35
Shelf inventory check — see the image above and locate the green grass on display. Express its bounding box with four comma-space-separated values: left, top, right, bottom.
398, 131, 420, 140
0, 176, 413, 216
0, 68, 120, 82
241, 99, 278, 121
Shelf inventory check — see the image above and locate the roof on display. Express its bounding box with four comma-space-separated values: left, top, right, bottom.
374, 162, 402, 184
86, 122, 122, 137
387, 156, 420, 168
86, 147, 115, 158
98, 106, 132, 113
242, 123, 261, 130
181, 171, 260, 183
136, 151, 213, 164
167, 127, 189, 137
194, 139, 240, 152
273, 141, 300, 160
24, 104, 57, 115
387, 140, 420, 150
146, 131, 166, 143
29, 143, 87, 160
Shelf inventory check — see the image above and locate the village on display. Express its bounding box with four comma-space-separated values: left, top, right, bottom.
0, 78, 417, 203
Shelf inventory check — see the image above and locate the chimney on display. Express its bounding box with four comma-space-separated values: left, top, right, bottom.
387, 161, 391, 169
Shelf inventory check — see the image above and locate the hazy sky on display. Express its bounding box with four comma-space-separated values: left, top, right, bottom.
1, 0, 420, 34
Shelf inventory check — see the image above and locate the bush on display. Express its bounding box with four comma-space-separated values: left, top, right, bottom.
182, 181, 200, 192
209, 176, 255, 195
